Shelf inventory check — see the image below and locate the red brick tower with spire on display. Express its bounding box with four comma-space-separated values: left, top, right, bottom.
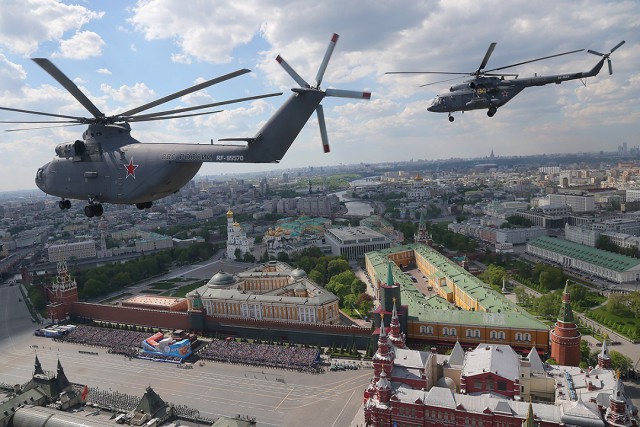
372, 314, 394, 382
388, 298, 406, 349
45, 261, 79, 322
550, 281, 581, 366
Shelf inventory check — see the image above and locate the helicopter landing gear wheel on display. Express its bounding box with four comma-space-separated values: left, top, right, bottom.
487, 107, 497, 117
448, 113, 454, 122
58, 200, 71, 210
136, 201, 153, 210
84, 203, 103, 218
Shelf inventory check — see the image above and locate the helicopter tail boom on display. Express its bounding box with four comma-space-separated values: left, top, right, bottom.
212, 33, 369, 161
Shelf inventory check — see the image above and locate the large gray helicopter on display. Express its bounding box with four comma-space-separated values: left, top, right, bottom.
1, 34, 370, 217
386, 40, 624, 122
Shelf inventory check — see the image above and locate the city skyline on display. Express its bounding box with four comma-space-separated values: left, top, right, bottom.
0, 0, 638, 192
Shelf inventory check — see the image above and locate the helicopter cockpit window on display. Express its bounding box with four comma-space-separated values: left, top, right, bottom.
36, 168, 44, 182
431, 96, 440, 106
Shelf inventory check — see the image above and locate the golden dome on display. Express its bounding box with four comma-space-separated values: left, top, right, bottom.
226, 208, 233, 218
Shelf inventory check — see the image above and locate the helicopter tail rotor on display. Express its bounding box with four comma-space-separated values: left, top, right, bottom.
276, 33, 370, 154
588, 40, 625, 75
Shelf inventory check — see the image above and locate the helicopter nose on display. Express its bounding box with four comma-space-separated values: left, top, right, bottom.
427, 105, 434, 112
35, 164, 48, 192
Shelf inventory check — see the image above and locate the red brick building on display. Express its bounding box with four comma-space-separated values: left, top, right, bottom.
550, 282, 581, 366
459, 344, 522, 400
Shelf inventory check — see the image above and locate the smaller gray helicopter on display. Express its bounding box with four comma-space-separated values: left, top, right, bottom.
386, 40, 625, 122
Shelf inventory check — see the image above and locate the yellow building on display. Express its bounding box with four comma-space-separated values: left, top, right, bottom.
189, 261, 340, 325
366, 244, 550, 354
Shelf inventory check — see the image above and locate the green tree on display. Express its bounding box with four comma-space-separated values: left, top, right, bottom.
28, 287, 46, 311
610, 350, 633, 373
350, 279, 366, 295
607, 294, 631, 316
234, 248, 243, 261
277, 251, 290, 262
308, 269, 324, 285
81, 278, 105, 299
514, 286, 530, 306
531, 290, 562, 318
327, 259, 350, 277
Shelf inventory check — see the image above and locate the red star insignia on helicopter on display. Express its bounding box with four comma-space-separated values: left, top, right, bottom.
125, 158, 139, 179
502, 90, 509, 97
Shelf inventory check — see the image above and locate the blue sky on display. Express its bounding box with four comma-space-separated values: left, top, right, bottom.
0, 0, 639, 191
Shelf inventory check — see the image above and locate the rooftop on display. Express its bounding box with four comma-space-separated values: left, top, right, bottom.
528, 236, 640, 272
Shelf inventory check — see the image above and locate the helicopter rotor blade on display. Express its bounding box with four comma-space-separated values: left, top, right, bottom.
611, 40, 626, 53
386, 71, 471, 75
123, 92, 282, 121
484, 49, 584, 73
587, 49, 605, 57
4, 123, 84, 132
0, 106, 85, 122
117, 69, 251, 118
315, 104, 330, 153
419, 76, 468, 87
127, 110, 222, 122
32, 58, 104, 119
484, 73, 519, 77
0, 119, 78, 124
477, 42, 497, 73
324, 89, 371, 99
316, 33, 339, 87
276, 55, 310, 88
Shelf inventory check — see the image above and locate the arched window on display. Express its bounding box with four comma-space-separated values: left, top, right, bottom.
427, 326, 433, 335
475, 330, 480, 338
515, 333, 522, 341
420, 325, 427, 334
498, 331, 505, 340
466, 329, 473, 337
524, 333, 531, 342
490, 330, 497, 340
443, 327, 449, 336
450, 328, 457, 337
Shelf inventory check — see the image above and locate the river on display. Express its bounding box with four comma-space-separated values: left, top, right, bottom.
333, 190, 374, 217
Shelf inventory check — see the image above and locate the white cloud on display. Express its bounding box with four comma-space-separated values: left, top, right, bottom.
0, 0, 104, 56
0, 54, 27, 92
53, 31, 105, 59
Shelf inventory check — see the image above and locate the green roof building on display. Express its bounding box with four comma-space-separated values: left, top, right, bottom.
526, 236, 640, 284
365, 244, 550, 353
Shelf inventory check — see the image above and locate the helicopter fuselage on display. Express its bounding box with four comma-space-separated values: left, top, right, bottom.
427, 56, 607, 118
35, 123, 253, 205
428, 77, 525, 114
